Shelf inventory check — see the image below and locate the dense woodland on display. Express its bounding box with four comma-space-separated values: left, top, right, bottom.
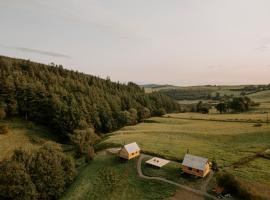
161, 88, 213, 100
0, 56, 180, 138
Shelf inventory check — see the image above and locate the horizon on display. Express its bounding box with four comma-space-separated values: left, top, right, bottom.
1, 0, 270, 85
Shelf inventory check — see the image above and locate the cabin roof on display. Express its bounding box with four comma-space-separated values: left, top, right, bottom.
146, 157, 170, 168
182, 154, 208, 170
123, 142, 140, 153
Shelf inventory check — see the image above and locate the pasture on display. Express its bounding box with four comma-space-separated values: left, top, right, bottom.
0, 118, 55, 161
61, 154, 176, 200
101, 115, 270, 187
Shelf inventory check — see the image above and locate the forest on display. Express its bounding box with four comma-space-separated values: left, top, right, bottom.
0, 56, 180, 138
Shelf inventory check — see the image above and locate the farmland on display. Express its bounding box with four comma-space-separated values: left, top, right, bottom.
100, 98, 270, 193
61, 154, 176, 200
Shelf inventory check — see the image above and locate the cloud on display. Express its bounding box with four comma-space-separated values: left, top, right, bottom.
0, 44, 70, 58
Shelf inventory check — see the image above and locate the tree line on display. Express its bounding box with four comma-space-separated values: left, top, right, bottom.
0, 56, 180, 138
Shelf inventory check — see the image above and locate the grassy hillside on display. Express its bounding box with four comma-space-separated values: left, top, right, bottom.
248, 90, 270, 102
144, 84, 270, 103
61, 154, 176, 200
0, 118, 56, 161
100, 112, 270, 189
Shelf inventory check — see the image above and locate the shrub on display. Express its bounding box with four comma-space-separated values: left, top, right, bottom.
69, 128, 100, 156
0, 142, 76, 200
253, 123, 262, 127
0, 124, 9, 135
216, 172, 263, 200
153, 108, 167, 116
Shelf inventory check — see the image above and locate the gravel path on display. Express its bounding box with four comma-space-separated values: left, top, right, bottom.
137, 154, 217, 200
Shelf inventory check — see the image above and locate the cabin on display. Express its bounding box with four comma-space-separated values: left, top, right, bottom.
181, 154, 210, 177
119, 142, 140, 160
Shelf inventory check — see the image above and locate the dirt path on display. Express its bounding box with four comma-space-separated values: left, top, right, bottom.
137, 154, 217, 200
201, 171, 214, 192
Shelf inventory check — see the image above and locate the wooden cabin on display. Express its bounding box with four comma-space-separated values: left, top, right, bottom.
119, 142, 140, 160
181, 154, 210, 178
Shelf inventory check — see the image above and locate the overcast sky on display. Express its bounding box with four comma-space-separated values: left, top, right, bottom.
1, 0, 270, 85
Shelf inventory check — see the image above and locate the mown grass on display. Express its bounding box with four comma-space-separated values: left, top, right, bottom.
141, 156, 204, 190
248, 90, 270, 102
101, 115, 270, 186
61, 154, 176, 200
228, 158, 270, 185
166, 112, 269, 123
0, 118, 56, 161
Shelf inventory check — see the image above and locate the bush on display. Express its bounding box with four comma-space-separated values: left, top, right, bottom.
153, 108, 167, 116
69, 128, 100, 156
0, 124, 9, 135
253, 123, 262, 127
216, 172, 263, 200
0, 142, 76, 200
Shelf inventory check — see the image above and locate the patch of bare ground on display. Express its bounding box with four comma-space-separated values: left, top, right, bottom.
168, 189, 203, 200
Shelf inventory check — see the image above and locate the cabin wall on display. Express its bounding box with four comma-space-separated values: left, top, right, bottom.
128, 150, 140, 159
203, 164, 210, 177
182, 166, 204, 177
119, 149, 140, 160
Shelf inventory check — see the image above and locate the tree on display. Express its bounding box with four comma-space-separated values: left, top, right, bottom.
0, 160, 37, 200
29, 142, 76, 200
69, 128, 100, 155
196, 101, 210, 114
153, 108, 166, 116
118, 110, 132, 126
129, 108, 137, 125
137, 107, 151, 122
216, 102, 227, 114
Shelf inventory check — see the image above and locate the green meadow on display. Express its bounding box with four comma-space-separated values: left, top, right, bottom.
101, 101, 270, 189
61, 154, 176, 200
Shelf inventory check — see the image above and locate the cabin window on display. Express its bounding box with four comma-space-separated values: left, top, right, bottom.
132, 153, 134, 155
197, 169, 200, 173
188, 167, 192, 171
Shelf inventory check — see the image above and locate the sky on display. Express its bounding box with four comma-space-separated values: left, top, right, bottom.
0, 0, 270, 86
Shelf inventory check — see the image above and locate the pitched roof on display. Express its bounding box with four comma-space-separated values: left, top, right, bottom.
182, 154, 208, 170
124, 142, 140, 153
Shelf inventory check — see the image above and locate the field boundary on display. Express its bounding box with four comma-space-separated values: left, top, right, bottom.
166, 116, 269, 124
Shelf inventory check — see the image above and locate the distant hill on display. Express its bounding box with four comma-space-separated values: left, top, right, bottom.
143, 84, 270, 101
0, 56, 180, 137
142, 84, 175, 89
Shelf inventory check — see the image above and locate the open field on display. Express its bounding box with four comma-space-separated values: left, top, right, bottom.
61, 154, 176, 200
0, 118, 56, 161
141, 156, 204, 190
100, 115, 270, 188
166, 112, 269, 123
248, 90, 270, 102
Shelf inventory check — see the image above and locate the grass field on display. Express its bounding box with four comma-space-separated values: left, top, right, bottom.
100, 114, 270, 187
166, 112, 269, 122
0, 118, 56, 161
61, 154, 176, 200
141, 156, 204, 190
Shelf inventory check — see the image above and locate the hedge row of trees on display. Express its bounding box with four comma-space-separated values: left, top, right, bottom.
0, 142, 76, 200
215, 96, 257, 114
0, 56, 180, 137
